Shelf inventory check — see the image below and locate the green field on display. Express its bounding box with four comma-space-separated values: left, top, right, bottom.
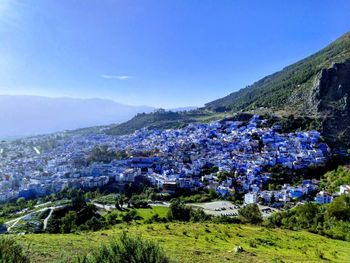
18, 222, 350, 263
134, 206, 169, 220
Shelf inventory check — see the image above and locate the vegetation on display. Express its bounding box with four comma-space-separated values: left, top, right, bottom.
238, 204, 263, 224
46, 190, 106, 234
17, 223, 350, 263
104, 109, 224, 136
267, 195, 350, 241
205, 32, 350, 113
88, 145, 129, 163
262, 114, 321, 133
76, 232, 171, 263
0, 237, 30, 263
320, 165, 350, 193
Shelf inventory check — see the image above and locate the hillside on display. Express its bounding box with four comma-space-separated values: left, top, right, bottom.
0, 96, 153, 138
105, 109, 226, 136
18, 223, 350, 263
205, 32, 350, 113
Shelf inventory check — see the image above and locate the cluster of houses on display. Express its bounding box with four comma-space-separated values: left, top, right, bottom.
0, 115, 340, 206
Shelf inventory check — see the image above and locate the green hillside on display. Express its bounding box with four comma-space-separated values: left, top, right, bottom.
18, 223, 350, 263
105, 109, 226, 136
205, 32, 350, 113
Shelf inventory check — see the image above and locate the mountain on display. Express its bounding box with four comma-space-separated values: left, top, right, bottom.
205, 32, 350, 145
205, 32, 350, 114
104, 32, 350, 146
0, 95, 154, 138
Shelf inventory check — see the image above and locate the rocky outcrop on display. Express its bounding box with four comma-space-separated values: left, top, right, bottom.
311, 60, 350, 146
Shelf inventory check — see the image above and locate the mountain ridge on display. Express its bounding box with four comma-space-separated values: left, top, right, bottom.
0, 95, 154, 138
205, 31, 350, 114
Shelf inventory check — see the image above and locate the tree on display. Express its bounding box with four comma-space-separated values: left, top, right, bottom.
105, 211, 119, 225
60, 211, 77, 233
325, 194, 350, 221
16, 197, 26, 210
167, 199, 191, 221
270, 192, 276, 205
122, 210, 139, 223
294, 202, 320, 229
71, 191, 86, 209
115, 194, 126, 210
238, 204, 263, 224
83, 216, 105, 231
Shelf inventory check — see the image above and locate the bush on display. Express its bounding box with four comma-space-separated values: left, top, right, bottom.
167, 199, 191, 221
238, 204, 263, 224
0, 237, 30, 263
76, 232, 171, 263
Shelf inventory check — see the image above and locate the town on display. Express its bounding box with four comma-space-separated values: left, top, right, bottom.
1, 115, 341, 209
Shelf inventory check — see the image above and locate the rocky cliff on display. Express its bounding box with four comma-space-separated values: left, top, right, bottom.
311, 60, 350, 146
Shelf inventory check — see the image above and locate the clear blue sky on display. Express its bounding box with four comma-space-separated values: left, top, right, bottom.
0, 0, 349, 108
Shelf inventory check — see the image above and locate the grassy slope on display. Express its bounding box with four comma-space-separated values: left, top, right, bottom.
104, 110, 227, 136
19, 223, 350, 263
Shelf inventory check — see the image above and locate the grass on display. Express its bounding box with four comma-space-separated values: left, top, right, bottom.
18, 223, 350, 263
133, 206, 169, 221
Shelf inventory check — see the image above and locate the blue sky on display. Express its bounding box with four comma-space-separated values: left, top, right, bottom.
0, 0, 349, 108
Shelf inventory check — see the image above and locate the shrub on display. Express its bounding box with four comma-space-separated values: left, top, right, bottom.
167, 199, 191, 221
315, 248, 325, 259
76, 232, 171, 263
0, 237, 30, 263
238, 204, 263, 224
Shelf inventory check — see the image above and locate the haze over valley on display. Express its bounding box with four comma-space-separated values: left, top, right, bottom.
0, 95, 154, 138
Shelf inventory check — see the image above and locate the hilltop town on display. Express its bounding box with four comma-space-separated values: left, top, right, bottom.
1, 115, 337, 208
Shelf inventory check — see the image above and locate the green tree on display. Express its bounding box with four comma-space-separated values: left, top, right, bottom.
16, 197, 26, 210
60, 211, 77, 233
122, 210, 139, 223
325, 194, 350, 221
167, 199, 191, 221
115, 194, 126, 210
238, 204, 263, 224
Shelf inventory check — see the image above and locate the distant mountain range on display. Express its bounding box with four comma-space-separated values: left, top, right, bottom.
105, 32, 350, 147
0, 95, 154, 138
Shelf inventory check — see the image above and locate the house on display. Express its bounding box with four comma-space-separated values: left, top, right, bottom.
163, 180, 177, 194
339, 185, 350, 195
315, 191, 333, 204
289, 189, 303, 199
244, 193, 257, 204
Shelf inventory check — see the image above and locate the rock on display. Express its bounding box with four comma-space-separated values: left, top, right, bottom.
312, 59, 350, 146
234, 245, 244, 253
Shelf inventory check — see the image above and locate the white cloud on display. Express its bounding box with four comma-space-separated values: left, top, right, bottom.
101, 75, 132, 80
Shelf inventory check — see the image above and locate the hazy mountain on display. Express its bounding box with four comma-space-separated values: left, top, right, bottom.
0, 95, 154, 138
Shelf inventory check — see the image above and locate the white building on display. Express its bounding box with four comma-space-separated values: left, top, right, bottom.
339, 185, 350, 195
244, 193, 258, 204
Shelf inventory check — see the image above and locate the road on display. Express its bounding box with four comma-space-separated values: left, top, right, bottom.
43, 208, 54, 230
5, 205, 65, 232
